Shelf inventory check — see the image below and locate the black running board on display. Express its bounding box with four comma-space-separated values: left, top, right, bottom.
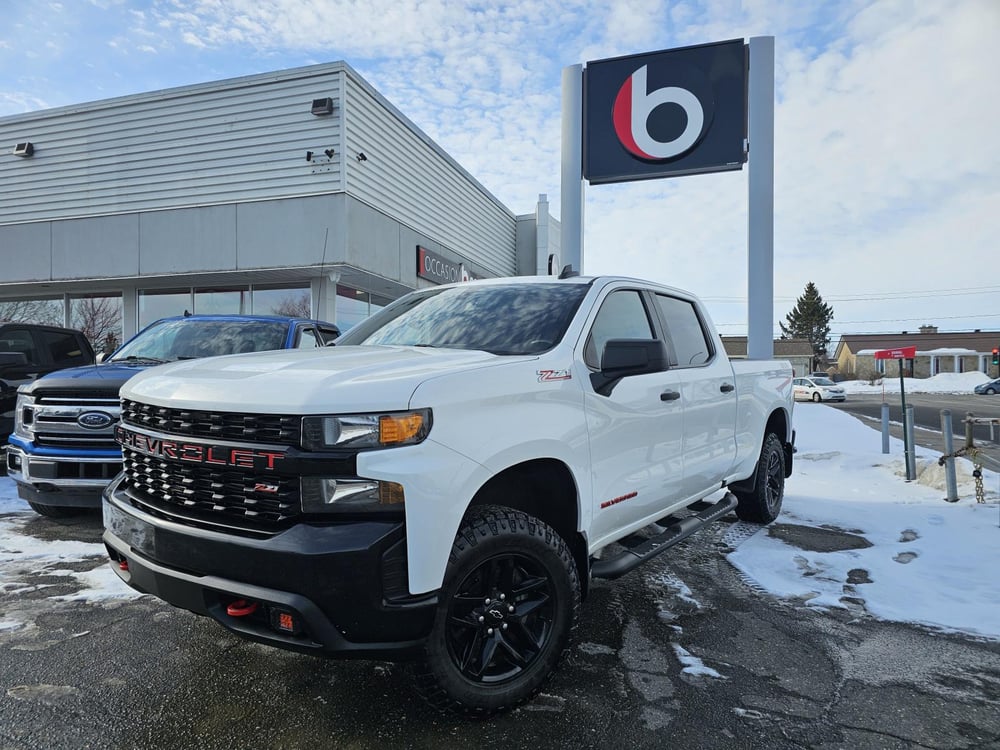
590, 493, 739, 580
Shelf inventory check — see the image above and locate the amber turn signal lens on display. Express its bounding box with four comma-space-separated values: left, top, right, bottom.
379, 413, 425, 445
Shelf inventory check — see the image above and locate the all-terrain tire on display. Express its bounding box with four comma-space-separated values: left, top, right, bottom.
414, 505, 580, 717
27, 502, 86, 518
733, 433, 785, 524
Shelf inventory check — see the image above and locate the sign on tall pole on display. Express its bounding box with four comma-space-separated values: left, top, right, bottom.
561, 37, 774, 356
875, 346, 917, 480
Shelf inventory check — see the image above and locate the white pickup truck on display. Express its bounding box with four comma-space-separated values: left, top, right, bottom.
102, 274, 794, 715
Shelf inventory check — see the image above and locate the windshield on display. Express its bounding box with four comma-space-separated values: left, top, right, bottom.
812, 377, 836, 386
335, 283, 590, 355
110, 319, 290, 362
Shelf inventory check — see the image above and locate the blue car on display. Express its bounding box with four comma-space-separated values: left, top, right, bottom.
974, 378, 1000, 395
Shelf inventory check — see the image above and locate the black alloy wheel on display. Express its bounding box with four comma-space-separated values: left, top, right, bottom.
734, 433, 785, 524
415, 506, 580, 716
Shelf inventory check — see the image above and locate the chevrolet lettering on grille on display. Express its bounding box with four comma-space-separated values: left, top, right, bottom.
116, 426, 285, 471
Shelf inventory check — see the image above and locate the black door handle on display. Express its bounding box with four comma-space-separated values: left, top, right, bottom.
720, 383, 735, 393
660, 390, 680, 401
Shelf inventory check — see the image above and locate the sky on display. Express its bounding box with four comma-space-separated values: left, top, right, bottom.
1, 1, 999, 339
2, 373, 998, 644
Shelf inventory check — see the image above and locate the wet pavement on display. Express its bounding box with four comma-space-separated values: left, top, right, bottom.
1, 510, 998, 749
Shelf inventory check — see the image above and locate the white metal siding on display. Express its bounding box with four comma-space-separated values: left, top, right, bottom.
0, 66, 346, 225
342, 72, 516, 277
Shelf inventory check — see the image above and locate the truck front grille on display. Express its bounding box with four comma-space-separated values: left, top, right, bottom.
121, 447, 299, 527
30, 392, 121, 449
121, 399, 301, 446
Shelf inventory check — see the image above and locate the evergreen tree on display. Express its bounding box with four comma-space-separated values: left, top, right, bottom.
780, 282, 834, 358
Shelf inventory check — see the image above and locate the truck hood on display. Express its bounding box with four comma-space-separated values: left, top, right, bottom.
121, 345, 530, 413
24, 362, 155, 395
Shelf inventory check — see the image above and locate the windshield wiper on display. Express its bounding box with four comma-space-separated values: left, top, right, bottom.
109, 355, 168, 365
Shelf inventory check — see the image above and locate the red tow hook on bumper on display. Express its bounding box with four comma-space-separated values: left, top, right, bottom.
226, 599, 259, 617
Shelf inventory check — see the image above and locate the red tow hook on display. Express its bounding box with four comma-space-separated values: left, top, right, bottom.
118, 560, 129, 571
226, 599, 259, 617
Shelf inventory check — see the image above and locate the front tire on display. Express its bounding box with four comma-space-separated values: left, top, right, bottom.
811, 392, 821, 402
414, 506, 580, 716
733, 433, 785, 524
987, 387, 997, 395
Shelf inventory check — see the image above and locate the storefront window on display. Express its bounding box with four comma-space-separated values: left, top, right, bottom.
70, 294, 123, 353
336, 285, 370, 332
252, 284, 311, 317
0, 297, 63, 326
138, 289, 192, 329
195, 287, 247, 316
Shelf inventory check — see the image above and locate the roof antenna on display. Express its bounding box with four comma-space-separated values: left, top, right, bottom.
558, 265, 578, 279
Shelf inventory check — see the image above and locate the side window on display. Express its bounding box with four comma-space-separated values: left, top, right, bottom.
584, 290, 655, 369
0, 330, 39, 365
655, 295, 712, 367
40, 330, 90, 367
296, 328, 321, 349
317, 326, 340, 344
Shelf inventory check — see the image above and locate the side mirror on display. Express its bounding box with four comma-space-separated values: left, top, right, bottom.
590, 339, 668, 396
96, 352, 107, 364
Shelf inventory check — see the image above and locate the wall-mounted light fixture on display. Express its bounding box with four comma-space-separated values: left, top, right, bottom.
311, 97, 334, 116
13, 142, 34, 157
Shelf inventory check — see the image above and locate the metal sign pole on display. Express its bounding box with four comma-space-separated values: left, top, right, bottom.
900, 358, 913, 480
747, 36, 775, 361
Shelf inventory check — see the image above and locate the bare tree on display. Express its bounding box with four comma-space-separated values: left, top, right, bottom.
71, 297, 122, 352
0, 299, 63, 325
268, 292, 311, 318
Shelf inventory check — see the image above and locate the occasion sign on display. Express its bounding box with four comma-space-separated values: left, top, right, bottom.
583, 39, 748, 184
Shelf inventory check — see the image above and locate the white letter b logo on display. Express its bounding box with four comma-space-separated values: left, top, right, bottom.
613, 65, 705, 161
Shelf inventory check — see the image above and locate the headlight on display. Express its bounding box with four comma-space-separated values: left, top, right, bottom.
13, 393, 36, 440
300, 477, 405, 514
301, 409, 431, 450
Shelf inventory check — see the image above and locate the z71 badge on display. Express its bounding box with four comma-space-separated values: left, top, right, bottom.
537, 369, 572, 382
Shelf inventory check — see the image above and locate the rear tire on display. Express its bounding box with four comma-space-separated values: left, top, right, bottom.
414, 505, 580, 717
733, 433, 785, 524
27, 502, 86, 518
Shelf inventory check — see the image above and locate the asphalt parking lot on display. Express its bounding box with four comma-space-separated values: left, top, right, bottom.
2, 508, 998, 750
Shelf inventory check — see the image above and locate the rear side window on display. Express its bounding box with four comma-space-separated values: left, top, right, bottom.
655, 295, 712, 367
40, 330, 90, 367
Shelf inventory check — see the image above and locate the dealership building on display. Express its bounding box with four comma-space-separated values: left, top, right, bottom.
0, 62, 560, 343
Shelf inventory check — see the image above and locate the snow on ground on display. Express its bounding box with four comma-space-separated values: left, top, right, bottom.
837, 370, 990, 395
1, 399, 998, 640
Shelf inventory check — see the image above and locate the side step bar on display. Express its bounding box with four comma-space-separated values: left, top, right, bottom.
590, 493, 739, 580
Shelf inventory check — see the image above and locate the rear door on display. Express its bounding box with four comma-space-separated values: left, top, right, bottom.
650, 293, 738, 499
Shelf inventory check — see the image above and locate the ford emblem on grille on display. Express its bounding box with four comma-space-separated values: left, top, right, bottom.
78, 411, 114, 429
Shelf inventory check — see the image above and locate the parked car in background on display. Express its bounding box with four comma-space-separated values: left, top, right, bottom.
7, 314, 339, 517
793, 376, 846, 403
0, 323, 96, 443
974, 378, 1000, 395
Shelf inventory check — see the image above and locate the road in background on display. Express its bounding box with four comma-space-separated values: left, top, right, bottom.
829, 393, 1000, 472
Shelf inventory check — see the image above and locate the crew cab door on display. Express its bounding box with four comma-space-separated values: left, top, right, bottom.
650, 293, 738, 499
581, 287, 686, 547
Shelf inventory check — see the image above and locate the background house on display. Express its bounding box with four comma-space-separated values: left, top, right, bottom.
722, 337, 815, 377
834, 326, 1000, 379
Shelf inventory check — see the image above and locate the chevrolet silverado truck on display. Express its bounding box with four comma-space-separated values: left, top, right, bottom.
7, 314, 339, 517
102, 275, 794, 715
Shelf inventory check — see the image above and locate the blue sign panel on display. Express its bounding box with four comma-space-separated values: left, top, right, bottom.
584, 39, 748, 184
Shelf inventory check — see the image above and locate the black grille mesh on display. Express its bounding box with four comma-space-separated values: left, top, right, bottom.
121, 448, 299, 525
121, 399, 301, 445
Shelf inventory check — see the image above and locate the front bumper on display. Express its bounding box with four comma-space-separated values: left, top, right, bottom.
102, 477, 436, 659
6, 445, 120, 508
